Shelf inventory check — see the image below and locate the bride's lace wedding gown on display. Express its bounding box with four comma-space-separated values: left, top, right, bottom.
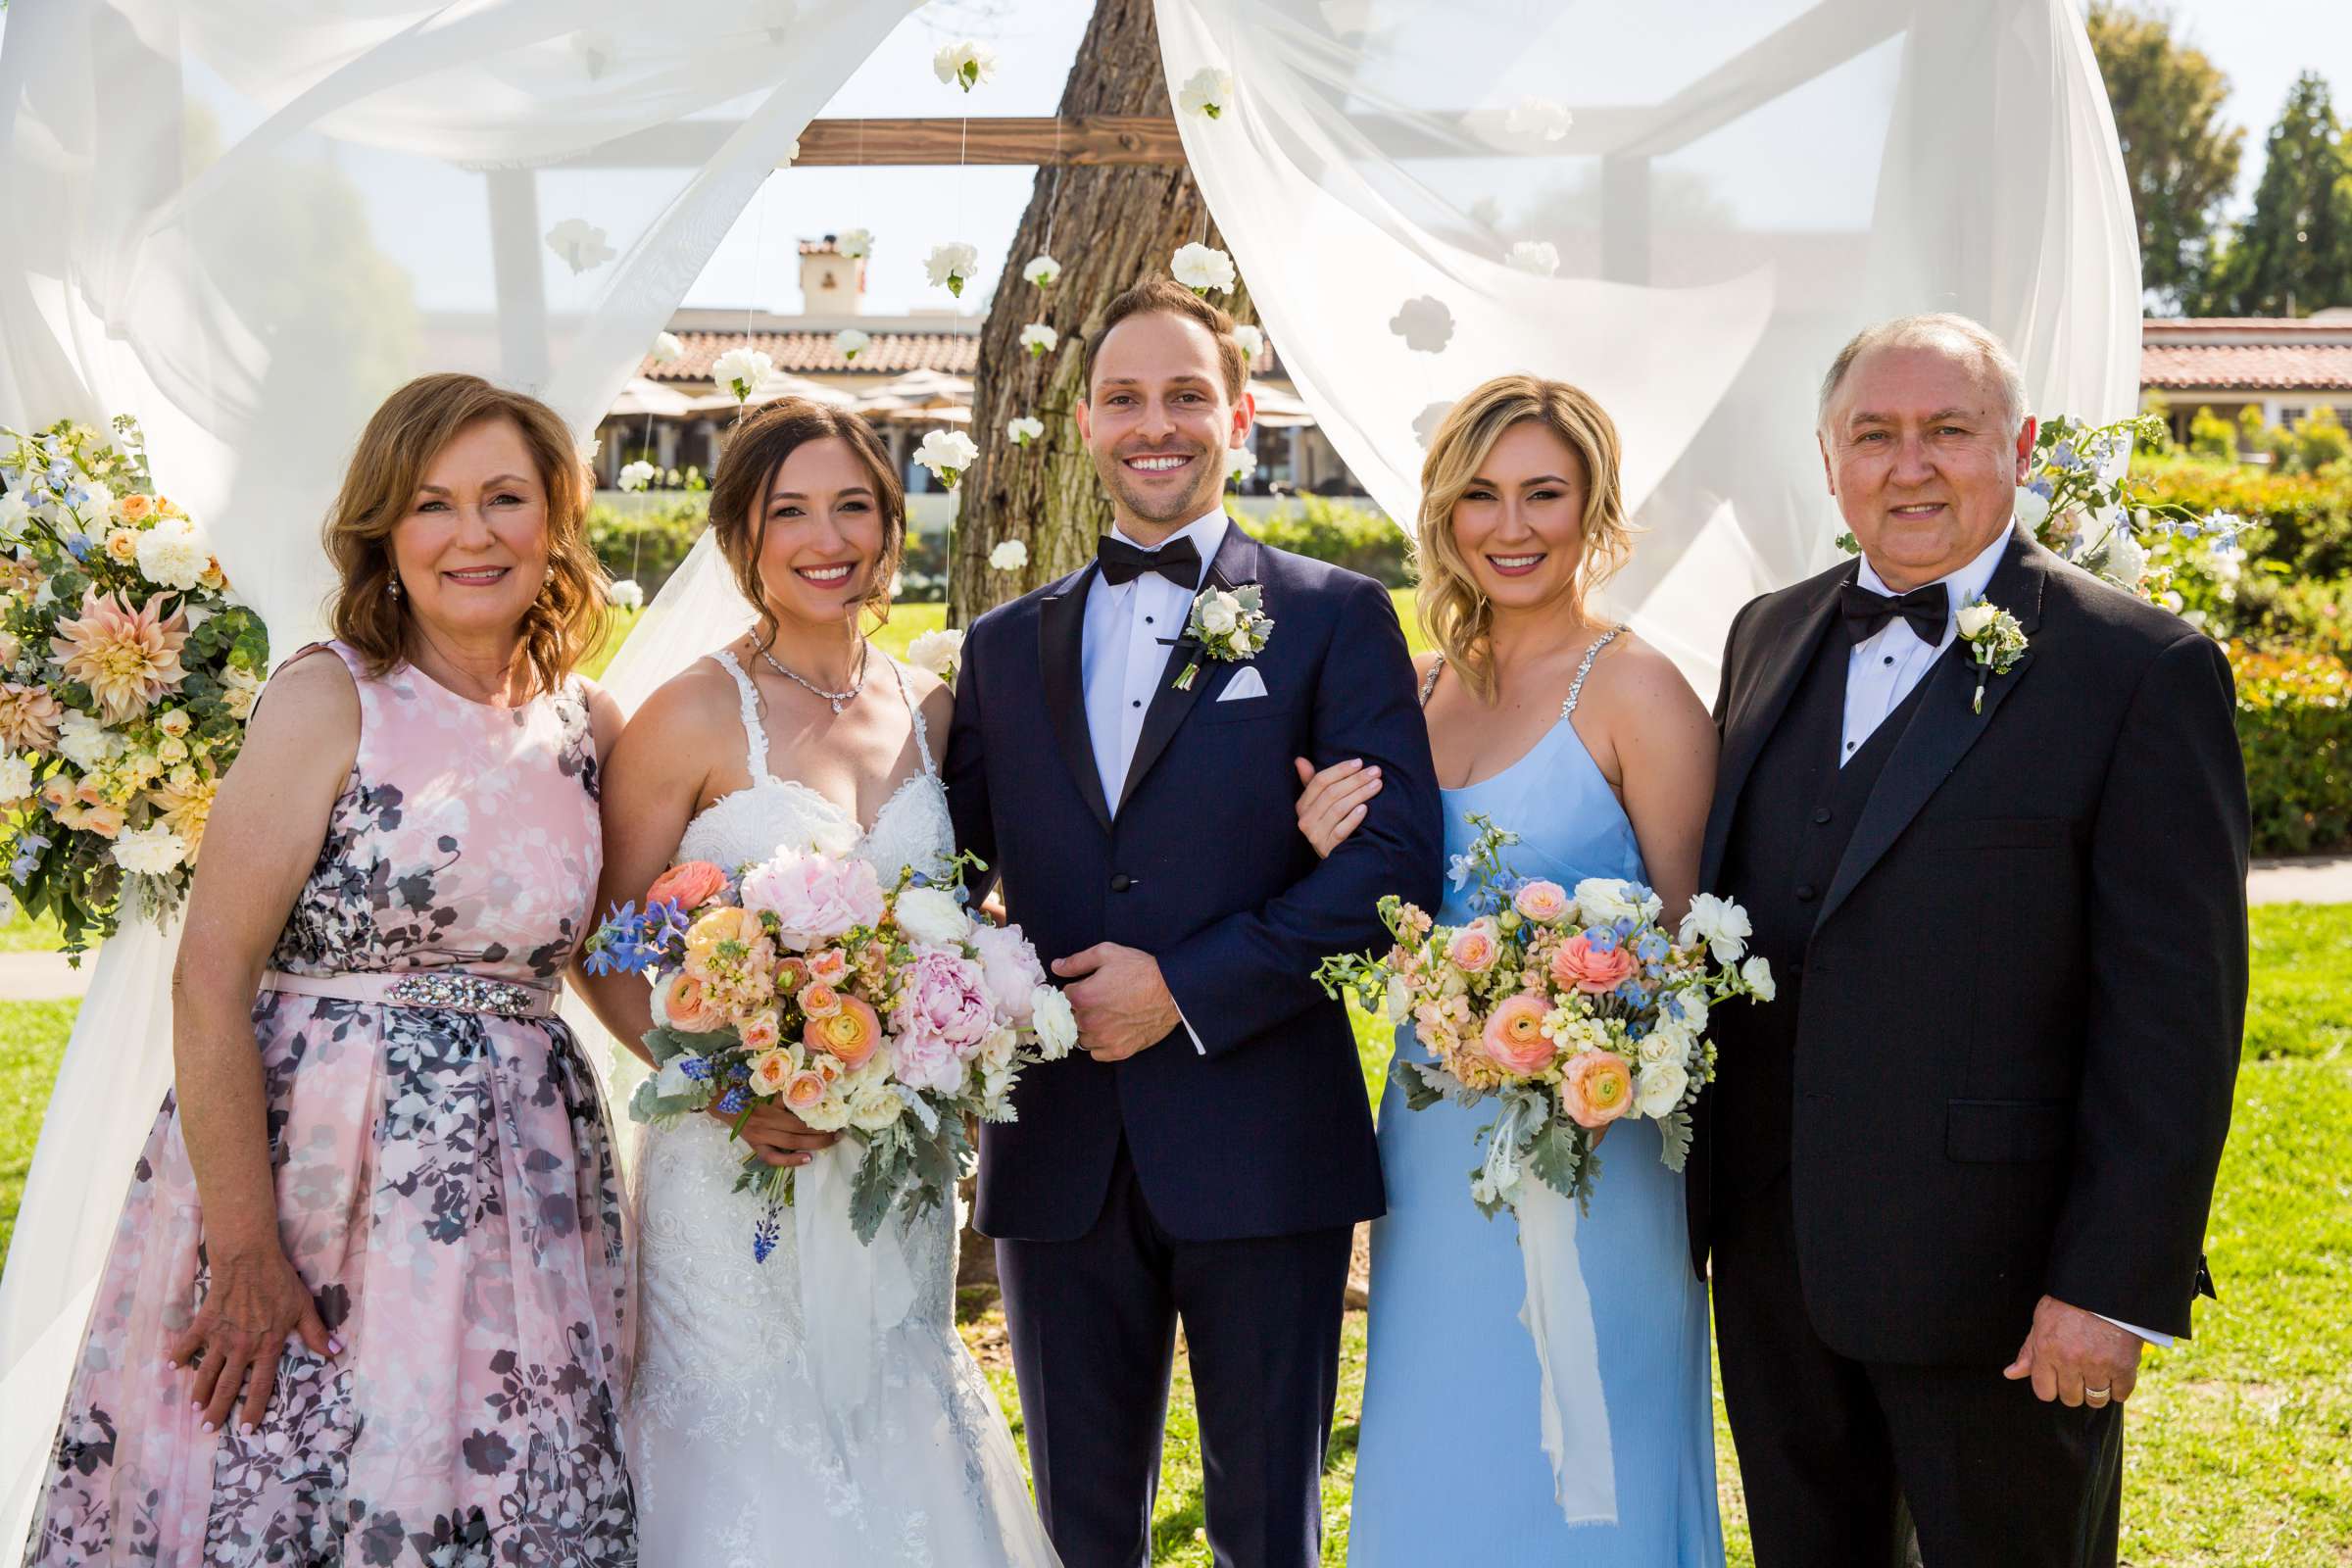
624, 650, 1057, 1567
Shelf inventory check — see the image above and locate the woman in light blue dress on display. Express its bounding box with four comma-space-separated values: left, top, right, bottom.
1297, 375, 1724, 1564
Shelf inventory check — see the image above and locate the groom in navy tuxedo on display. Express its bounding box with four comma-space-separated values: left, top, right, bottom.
947, 278, 1442, 1567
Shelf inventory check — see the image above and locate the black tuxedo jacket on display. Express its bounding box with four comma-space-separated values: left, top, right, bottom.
947, 528, 1444, 1242
1691, 529, 2248, 1364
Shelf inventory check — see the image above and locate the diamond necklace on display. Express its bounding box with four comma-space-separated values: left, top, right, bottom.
757, 636, 869, 715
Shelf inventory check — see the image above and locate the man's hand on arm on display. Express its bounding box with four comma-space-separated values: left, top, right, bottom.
2004, 1295, 2143, 1408
1054, 943, 1184, 1062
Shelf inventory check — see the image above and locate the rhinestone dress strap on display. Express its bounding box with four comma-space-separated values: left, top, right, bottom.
884, 655, 937, 778
1561, 626, 1627, 719
1418, 658, 1445, 708
710, 651, 775, 785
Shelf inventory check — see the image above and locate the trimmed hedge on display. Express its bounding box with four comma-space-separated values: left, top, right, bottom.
1237, 496, 1414, 587
588, 494, 708, 599
2135, 456, 2352, 581
2230, 642, 2351, 857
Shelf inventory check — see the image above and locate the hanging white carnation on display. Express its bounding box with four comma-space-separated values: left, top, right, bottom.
1019, 322, 1058, 358
1178, 67, 1233, 120
606, 579, 645, 611
544, 217, 616, 273
650, 330, 685, 365
906, 627, 965, 683
916, 428, 981, 490
1504, 240, 1560, 276
617, 461, 657, 493
933, 39, 998, 93
926, 242, 981, 298
1504, 95, 1574, 142
836, 327, 872, 363
1023, 253, 1061, 288
111, 821, 189, 877
1225, 447, 1257, 486
1233, 323, 1265, 362
838, 227, 873, 259
1006, 416, 1045, 447
712, 347, 774, 403
1171, 242, 1237, 296
989, 539, 1030, 571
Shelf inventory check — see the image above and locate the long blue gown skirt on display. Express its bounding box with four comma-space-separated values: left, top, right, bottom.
1348, 716, 1724, 1566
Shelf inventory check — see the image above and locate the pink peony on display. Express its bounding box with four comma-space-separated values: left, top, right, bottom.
1446, 917, 1503, 976
893, 946, 998, 1055
1513, 880, 1571, 923
970, 922, 1048, 1024
1550, 934, 1638, 996
891, 1026, 967, 1095
1481, 994, 1556, 1076
1559, 1051, 1634, 1128
739, 850, 885, 951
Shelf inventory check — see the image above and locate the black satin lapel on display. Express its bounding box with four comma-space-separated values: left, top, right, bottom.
1812, 534, 2047, 931
1040, 569, 1111, 833
1114, 522, 1259, 814
1701, 566, 1853, 886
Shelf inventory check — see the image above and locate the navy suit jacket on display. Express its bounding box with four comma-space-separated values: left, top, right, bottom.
947, 528, 1444, 1242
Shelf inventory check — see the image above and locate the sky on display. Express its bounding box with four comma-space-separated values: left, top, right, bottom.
676, 0, 2352, 318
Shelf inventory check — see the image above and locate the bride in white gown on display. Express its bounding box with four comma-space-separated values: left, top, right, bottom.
577, 399, 1057, 1567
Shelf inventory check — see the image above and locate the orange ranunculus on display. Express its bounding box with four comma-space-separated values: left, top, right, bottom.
646, 858, 726, 911
1559, 1051, 1634, 1128
1550, 934, 1638, 996
1481, 994, 1556, 1077
804, 995, 881, 1071
660, 972, 728, 1034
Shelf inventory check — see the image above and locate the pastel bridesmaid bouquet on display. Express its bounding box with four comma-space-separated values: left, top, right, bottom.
586, 846, 1075, 1253
1317, 815, 1773, 1216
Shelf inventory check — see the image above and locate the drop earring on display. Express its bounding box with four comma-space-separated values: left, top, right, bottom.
387, 575, 403, 601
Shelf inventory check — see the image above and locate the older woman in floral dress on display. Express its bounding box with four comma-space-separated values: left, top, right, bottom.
20, 374, 636, 1566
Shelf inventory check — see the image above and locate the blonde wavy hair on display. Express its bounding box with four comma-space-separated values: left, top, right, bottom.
1414, 375, 1630, 702
323, 373, 608, 695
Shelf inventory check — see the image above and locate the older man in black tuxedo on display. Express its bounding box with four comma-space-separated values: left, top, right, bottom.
1691, 314, 2247, 1566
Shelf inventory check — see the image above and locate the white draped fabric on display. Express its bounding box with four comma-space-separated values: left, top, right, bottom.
0, 2, 900, 1550
1155, 0, 2137, 1522
1155, 0, 2141, 689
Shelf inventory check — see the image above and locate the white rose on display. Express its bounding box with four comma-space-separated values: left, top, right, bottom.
989, 539, 1029, 571
1199, 593, 1240, 636
1572, 877, 1643, 927
617, 461, 657, 493
1170, 242, 1238, 295
796, 1092, 852, 1134
1226, 627, 1251, 656
711, 346, 774, 401
1233, 323, 1265, 362
925, 241, 981, 296
932, 39, 999, 92
134, 516, 210, 592
849, 1082, 904, 1131
1031, 985, 1078, 1060
649, 330, 686, 365
1177, 66, 1233, 120
834, 328, 871, 362
894, 886, 973, 946
0, 752, 32, 801
1005, 416, 1045, 447
1638, 1027, 1687, 1065
1022, 253, 1061, 288
1740, 956, 1776, 1003
1954, 602, 1996, 639
1635, 1060, 1690, 1118
1504, 240, 1560, 276
837, 227, 873, 260
2013, 485, 2051, 533
57, 712, 123, 769
1019, 322, 1058, 357
607, 579, 645, 611
2103, 526, 2147, 588
1677, 893, 1751, 964
110, 821, 188, 876
906, 628, 964, 681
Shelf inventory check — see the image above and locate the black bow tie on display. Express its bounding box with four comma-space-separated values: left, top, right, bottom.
1839, 581, 1947, 649
1097, 533, 1201, 590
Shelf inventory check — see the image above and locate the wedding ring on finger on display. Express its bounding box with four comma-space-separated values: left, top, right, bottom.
2084, 1385, 2113, 1407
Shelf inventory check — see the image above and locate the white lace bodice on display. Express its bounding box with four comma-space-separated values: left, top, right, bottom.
626, 647, 1056, 1568
675, 648, 955, 887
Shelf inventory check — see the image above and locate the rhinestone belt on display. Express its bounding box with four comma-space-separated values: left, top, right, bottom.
261, 968, 559, 1019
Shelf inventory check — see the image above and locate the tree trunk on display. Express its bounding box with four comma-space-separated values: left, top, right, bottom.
946, 0, 1254, 626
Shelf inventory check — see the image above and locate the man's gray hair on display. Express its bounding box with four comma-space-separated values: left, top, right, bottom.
1817, 313, 2031, 435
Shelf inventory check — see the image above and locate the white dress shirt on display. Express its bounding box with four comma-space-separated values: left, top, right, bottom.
1081, 507, 1227, 1054
1843, 528, 2170, 1350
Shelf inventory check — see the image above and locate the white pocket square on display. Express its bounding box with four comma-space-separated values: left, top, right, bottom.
1216, 665, 1268, 702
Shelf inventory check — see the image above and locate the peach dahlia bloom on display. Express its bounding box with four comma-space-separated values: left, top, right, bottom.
0, 682, 65, 751
49, 588, 188, 724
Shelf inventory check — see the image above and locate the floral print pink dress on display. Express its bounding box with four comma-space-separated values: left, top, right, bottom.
22, 641, 634, 1567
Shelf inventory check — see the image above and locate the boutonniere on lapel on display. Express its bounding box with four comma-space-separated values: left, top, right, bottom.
1954, 597, 2028, 713
1170, 582, 1273, 691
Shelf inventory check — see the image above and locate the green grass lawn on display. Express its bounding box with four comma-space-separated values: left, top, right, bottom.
1, 888, 2339, 1560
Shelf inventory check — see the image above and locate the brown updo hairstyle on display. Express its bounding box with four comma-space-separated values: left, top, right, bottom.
322, 372, 608, 695
705, 398, 907, 643
1415, 374, 1631, 702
